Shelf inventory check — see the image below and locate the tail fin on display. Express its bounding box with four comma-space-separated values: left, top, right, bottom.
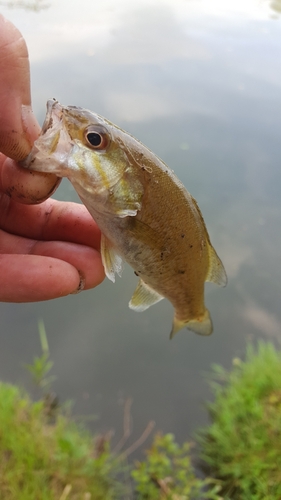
170, 309, 213, 339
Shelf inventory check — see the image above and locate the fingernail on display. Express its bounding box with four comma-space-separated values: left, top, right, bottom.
71, 271, 85, 294
21, 104, 41, 142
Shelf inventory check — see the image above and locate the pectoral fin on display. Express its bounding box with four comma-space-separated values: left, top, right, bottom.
129, 279, 164, 311
111, 171, 143, 218
101, 234, 123, 282
170, 309, 213, 339
115, 206, 140, 217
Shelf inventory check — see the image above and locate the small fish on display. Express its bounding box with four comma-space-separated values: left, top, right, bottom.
22, 99, 227, 338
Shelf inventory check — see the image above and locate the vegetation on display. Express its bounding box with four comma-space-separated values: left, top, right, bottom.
1, 329, 281, 499
0, 382, 125, 500
199, 341, 281, 499
0, 381, 218, 499
132, 433, 220, 499
0, 322, 124, 499
0, 322, 215, 499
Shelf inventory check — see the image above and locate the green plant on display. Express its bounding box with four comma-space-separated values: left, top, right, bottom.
132, 433, 221, 499
25, 319, 56, 392
8, 326, 281, 499
0, 321, 126, 499
0, 382, 125, 499
199, 341, 281, 499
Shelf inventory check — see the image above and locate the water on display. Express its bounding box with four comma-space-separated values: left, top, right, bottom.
1, 0, 281, 451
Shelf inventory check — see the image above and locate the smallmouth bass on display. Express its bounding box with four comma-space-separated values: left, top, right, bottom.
22, 100, 227, 338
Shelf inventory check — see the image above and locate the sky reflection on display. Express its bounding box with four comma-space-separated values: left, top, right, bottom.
0, 0, 280, 447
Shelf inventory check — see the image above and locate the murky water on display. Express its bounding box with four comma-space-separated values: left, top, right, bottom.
1, 0, 281, 450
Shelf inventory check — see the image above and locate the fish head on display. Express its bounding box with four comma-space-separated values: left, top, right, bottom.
22, 100, 142, 212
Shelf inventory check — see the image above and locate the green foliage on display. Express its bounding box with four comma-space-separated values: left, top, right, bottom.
25, 319, 56, 391
4, 324, 281, 499
0, 382, 124, 499
199, 341, 281, 499
3, 321, 218, 499
0, 322, 125, 499
132, 433, 221, 499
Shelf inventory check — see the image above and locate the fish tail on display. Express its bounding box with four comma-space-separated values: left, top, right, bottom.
170, 309, 213, 339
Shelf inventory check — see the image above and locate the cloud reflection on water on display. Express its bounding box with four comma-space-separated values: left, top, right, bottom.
243, 303, 281, 339
0, 0, 281, 448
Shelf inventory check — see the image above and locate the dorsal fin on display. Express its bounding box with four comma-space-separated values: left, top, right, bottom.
189, 195, 227, 287
206, 244, 227, 287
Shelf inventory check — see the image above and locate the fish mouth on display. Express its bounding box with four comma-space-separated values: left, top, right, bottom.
20, 99, 73, 175
41, 99, 64, 135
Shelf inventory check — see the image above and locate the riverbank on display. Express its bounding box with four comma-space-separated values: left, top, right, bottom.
1, 339, 280, 499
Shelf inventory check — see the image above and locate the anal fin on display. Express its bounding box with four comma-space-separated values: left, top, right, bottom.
101, 234, 123, 283
129, 279, 164, 311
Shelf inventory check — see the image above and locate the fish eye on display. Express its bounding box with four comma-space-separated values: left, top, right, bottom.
87, 133, 102, 147
84, 125, 110, 150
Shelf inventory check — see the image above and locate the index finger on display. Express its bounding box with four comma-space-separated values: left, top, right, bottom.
0, 193, 101, 249
0, 14, 37, 159
0, 15, 60, 202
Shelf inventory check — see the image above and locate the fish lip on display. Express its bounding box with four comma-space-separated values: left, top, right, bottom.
41, 99, 63, 135
20, 99, 67, 170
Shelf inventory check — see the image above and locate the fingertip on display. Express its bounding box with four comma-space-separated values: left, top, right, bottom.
30, 240, 105, 293
0, 157, 61, 204
0, 254, 83, 302
0, 106, 41, 162
82, 250, 105, 291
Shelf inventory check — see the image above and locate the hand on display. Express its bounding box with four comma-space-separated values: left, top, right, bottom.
0, 15, 105, 301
